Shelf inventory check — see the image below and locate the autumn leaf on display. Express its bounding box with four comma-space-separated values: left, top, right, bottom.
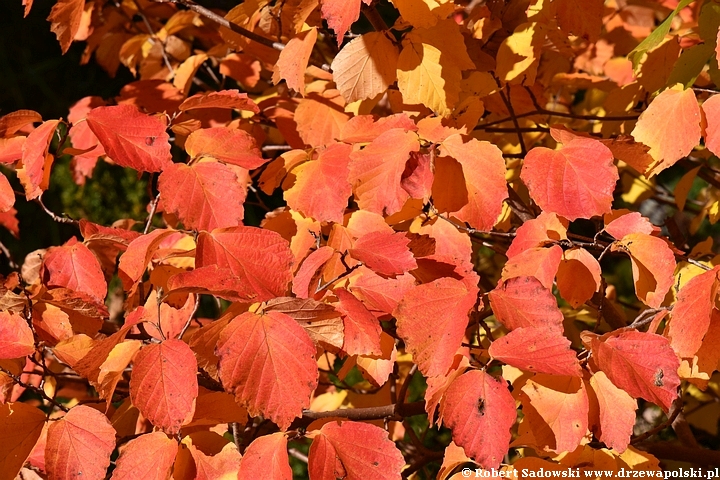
129, 339, 199, 434
284, 142, 352, 223
41, 237, 107, 303
488, 327, 582, 377
441, 370, 517, 469
118, 228, 177, 291
111, 432, 178, 480
158, 161, 246, 232
703, 93, 720, 157
631, 85, 702, 176
611, 233, 675, 309
332, 32, 399, 103
603, 211, 656, 240
18, 119, 59, 199
501, 245, 563, 290
45, 405, 116, 480
308, 421, 405, 480
185, 127, 266, 169
0, 402, 45, 479
273, 28, 317, 92
47, 0, 85, 54
505, 212, 568, 259
0, 311, 35, 359
348, 129, 419, 215
394, 276, 478, 377
349, 230, 417, 276
86, 104, 171, 172
556, 247, 602, 309
190, 442, 242, 480
589, 371, 637, 453
586, 328, 680, 412
217, 311, 318, 430
334, 288, 382, 356
488, 276, 564, 331
521, 135, 618, 221
0, 109, 41, 137
321, 0, 364, 44
238, 432, 291, 479
178, 89, 260, 113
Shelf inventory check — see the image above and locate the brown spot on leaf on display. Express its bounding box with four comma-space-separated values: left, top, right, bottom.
654, 369, 664, 387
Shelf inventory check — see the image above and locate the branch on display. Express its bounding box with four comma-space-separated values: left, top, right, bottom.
634, 442, 720, 467
0, 365, 69, 412
290, 401, 426, 429
35, 196, 79, 225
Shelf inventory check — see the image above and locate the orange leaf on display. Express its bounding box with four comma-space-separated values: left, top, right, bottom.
703, 93, 720, 158
0, 137, 25, 164
292, 246, 335, 298
488, 327, 582, 377
178, 89, 259, 113
0, 402, 45, 479
611, 233, 675, 308
589, 371, 636, 453
237, 432, 291, 479
438, 134, 507, 231
18, 119, 58, 199
501, 245, 562, 291
521, 136, 618, 221
0, 311, 34, 359
506, 212, 568, 259
47, 0, 84, 54
0, 110, 41, 137
96, 340, 142, 405
217, 311, 318, 430
339, 113, 417, 144
556, 247, 602, 309
308, 421, 405, 480
45, 405, 116, 480
350, 230, 417, 276
334, 288, 382, 356
295, 92, 351, 147
284, 143, 352, 223
158, 161, 246, 232
129, 339, 199, 434
321, 0, 363, 44
521, 374, 589, 453
488, 276, 563, 331
555, 0, 603, 41
349, 267, 416, 315
667, 266, 720, 358
424, 354, 469, 425
185, 127, 266, 169
86, 105, 172, 172
111, 432, 178, 480
118, 228, 177, 291
631, 85, 701, 176
394, 276, 478, 377
603, 211, 656, 239
272, 28, 317, 92
332, 32, 399, 103
441, 370, 516, 469
587, 328, 680, 412
348, 129, 420, 216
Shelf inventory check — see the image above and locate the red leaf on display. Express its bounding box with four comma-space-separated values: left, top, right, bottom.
0, 137, 25, 164
589, 371, 636, 453
334, 288, 382, 356
67, 96, 106, 183
604, 211, 656, 239
284, 143, 353, 223
292, 246, 335, 298
488, 327, 582, 377
18, 119, 59, 199
667, 266, 720, 358
0, 312, 33, 359
521, 136, 618, 221
195, 227, 294, 302
350, 230, 417, 276
506, 212, 568, 259
47, 0, 84, 54
86, 105, 172, 172
308, 421, 405, 480
167, 265, 260, 302
424, 354, 470, 424
217, 311, 318, 430
178, 89, 260, 113
520, 374, 589, 453
441, 370, 516, 469
185, 127, 266, 169
488, 276, 564, 331
349, 267, 416, 315
438, 134, 508, 231
348, 129, 420, 215
158, 161, 246, 232
129, 339, 199, 434
703, 93, 720, 158
111, 432, 178, 480
394, 276, 479, 377
587, 328, 680, 412
401, 151, 433, 200
321, 0, 362, 46
339, 113, 417, 143
237, 433, 291, 479
42, 237, 107, 303
611, 233, 675, 308
501, 245, 562, 290
45, 405, 116, 480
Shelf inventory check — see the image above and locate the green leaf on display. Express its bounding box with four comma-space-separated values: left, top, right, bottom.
628, 0, 696, 70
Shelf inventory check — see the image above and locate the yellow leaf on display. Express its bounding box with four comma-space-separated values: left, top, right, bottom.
397, 42, 456, 115
390, 0, 455, 28
496, 22, 546, 85
675, 166, 700, 211
332, 32, 399, 104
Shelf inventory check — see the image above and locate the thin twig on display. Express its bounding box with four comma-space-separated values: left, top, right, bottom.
0, 366, 69, 412
35, 196, 79, 225
144, 193, 160, 234
178, 294, 201, 339
132, 0, 175, 75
